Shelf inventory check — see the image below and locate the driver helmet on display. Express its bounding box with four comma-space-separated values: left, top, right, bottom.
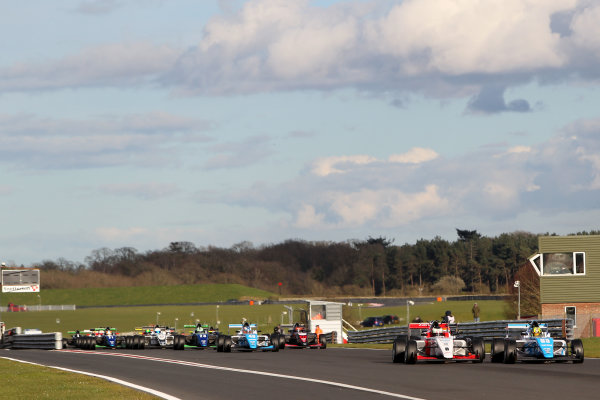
533, 326, 542, 336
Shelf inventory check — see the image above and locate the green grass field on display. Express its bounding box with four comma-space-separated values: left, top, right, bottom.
1, 283, 276, 307
1, 299, 506, 337
0, 358, 158, 399
344, 299, 507, 328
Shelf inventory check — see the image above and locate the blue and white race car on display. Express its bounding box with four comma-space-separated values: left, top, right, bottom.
491, 321, 584, 363
218, 323, 280, 352
184, 323, 219, 349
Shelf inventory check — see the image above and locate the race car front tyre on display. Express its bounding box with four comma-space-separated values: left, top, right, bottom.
572, 339, 584, 363
271, 335, 280, 352
405, 340, 417, 364
217, 335, 224, 352
503, 339, 517, 364
491, 338, 504, 363
471, 337, 485, 363
87, 337, 96, 350
174, 335, 185, 350
392, 337, 407, 363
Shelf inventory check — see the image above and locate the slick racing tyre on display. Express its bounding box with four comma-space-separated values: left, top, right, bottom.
217, 335, 224, 352
471, 337, 485, 363
224, 336, 232, 353
405, 340, 418, 364
392, 336, 407, 363
491, 338, 505, 363
319, 336, 327, 349
503, 339, 517, 364
271, 335, 280, 352
572, 339, 584, 363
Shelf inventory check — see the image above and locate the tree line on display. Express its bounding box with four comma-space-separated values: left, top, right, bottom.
33, 229, 599, 296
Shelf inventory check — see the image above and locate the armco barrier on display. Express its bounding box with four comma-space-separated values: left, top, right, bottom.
347, 319, 574, 344
2, 331, 63, 350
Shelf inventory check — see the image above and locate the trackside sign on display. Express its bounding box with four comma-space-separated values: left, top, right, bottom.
1, 269, 40, 293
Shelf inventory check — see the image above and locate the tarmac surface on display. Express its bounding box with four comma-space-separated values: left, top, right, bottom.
2, 347, 599, 400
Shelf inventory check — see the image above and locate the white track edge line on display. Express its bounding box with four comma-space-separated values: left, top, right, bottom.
1, 356, 181, 400
59, 350, 427, 400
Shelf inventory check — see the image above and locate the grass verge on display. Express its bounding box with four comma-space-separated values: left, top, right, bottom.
1, 283, 276, 307
0, 358, 158, 399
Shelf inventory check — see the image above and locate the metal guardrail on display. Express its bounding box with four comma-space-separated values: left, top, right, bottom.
2, 331, 63, 350
347, 319, 574, 344
0, 305, 76, 312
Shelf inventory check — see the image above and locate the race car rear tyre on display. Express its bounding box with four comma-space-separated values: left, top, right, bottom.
572, 339, 584, 363
471, 337, 485, 363
503, 339, 517, 364
405, 340, 417, 364
217, 335, 224, 352
224, 336, 232, 352
279, 334, 286, 350
87, 337, 96, 350
75, 337, 82, 348
491, 338, 504, 363
319, 336, 327, 349
392, 337, 407, 363
125, 336, 132, 349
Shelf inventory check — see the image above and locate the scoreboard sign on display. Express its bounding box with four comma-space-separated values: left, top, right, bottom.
1, 269, 40, 293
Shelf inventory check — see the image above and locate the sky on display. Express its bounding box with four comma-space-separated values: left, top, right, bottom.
1, 0, 599, 266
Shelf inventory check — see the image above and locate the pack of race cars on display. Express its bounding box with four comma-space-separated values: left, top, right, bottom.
62, 319, 584, 365
63, 322, 326, 353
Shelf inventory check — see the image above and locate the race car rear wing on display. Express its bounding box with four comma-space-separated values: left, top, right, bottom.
229, 323, 257, 329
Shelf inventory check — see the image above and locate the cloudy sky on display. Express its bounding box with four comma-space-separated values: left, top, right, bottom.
1, 0, 599, 266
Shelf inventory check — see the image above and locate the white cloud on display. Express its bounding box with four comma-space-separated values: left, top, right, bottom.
2, 0, 599, 107
507, 145, 532, 154
294, 204, 325, 228
389, 147, 439, 163
0, 42, 180, 92
218, 120, 600, 232
0, 112, 212, 169
311, 155, 377, 176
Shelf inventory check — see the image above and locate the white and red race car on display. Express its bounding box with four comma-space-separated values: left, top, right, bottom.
392, 321, 484, 364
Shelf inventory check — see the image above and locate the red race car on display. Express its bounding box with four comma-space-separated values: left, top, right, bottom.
392, 321, 484, 364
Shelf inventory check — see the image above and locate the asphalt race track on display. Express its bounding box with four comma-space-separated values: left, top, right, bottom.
2, 347, 599, 400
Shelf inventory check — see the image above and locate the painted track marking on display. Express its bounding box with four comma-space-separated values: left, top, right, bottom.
1, 356, 181, 400
57, 349, 427, 400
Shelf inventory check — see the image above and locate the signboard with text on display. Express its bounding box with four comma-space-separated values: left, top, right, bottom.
1, 269, 40, 293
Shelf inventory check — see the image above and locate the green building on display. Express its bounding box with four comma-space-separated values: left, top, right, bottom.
528, 234, 600, 337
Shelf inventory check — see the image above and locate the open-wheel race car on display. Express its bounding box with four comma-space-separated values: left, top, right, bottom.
65, 327, 123, 350
491, 321, 584, 364
217, 322, 280, 352
392, 321, 484, 364
183, 323, 220, 349
126, 325, 185, 350
277, 323, 326, 349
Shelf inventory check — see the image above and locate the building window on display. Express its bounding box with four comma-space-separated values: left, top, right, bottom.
528, 252, 585, 276
565, 306, 576, 327
311, 305, 326, 320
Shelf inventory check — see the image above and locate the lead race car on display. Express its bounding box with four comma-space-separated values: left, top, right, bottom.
218, 323, 279, 352
392, 321, 484, 364
491, 321, 584, 363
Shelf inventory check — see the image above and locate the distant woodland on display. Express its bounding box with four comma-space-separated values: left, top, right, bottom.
32, 230, 600, 296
